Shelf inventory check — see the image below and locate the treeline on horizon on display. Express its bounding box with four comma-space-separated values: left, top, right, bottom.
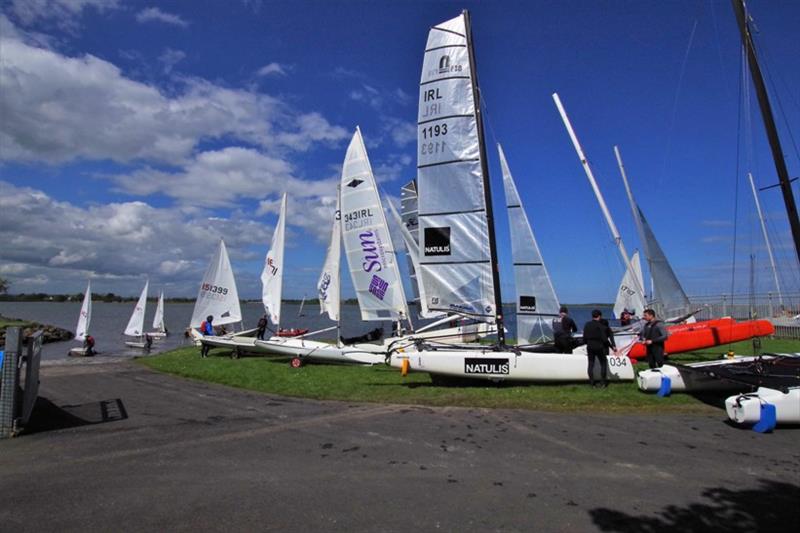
0, 293, 611, 307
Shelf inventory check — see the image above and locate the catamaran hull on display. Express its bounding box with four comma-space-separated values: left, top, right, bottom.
390, 350, 635, 382
725, 387, 800, 425
637, 360, 768, 393
255, 338, 387, 365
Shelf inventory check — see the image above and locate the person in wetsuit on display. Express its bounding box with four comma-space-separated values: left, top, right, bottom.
553, 306, 578, 353
640, 308, 668, 369
583, 309, 618, 387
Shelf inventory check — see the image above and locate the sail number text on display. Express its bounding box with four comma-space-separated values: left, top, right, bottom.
201, 283, 229, 295
421, 124, 448, 139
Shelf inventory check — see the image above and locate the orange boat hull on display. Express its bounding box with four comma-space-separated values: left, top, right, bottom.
628, 319, 774, 360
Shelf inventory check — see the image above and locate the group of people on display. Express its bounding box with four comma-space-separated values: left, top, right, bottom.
553, 306, 668, 388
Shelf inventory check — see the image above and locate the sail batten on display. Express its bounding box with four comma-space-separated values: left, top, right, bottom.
190, 240, 243, 328
498, 144, 561, 343
416, 12, 498, 323
340, 127, 409, 322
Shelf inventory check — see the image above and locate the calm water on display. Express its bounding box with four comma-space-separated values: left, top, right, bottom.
0, 301, 610, 361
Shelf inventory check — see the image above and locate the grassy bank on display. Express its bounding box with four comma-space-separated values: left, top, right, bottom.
0, 316, 35, 328
138, 337, 800, 414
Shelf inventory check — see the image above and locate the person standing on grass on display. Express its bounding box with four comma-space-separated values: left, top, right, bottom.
199, 315, 214, 358
553, 306, 578, 353
583, 309, 618, 387
640, 308, 668, 369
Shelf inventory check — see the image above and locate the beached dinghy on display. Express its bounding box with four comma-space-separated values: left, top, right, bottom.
68, 280, 94, 356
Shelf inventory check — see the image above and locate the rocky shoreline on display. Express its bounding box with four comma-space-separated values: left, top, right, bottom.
0, 315, 74, 347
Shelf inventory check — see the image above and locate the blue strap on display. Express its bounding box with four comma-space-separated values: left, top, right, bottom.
656, 374, 672, 397
0, 350, 4, 370
753, 403, 777, 433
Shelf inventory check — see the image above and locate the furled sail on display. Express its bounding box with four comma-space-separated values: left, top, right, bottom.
613, 251, 646, 318
75, 280, 91, 341
498, 144, 560, 343
416, 13, 497, 321
190, 240, 243, 328
317, 186, 341, 322
340, 127, 410, 322
124, 280, 149, 337
152, 291, 165, 332
400, 180, 423, 317
262, 193, 287, 327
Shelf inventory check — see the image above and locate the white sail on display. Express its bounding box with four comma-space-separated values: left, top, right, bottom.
417, 13, 497, 321
124, 280, 149, 337
340, 127, 410, 322
498, 144, 560, 343
614, 251, 646, 318
262, 193, 286, 327
75, 280, 92, 341
152, 291, 165, 332
318, 186, 341, 322
190, 240, 243, 328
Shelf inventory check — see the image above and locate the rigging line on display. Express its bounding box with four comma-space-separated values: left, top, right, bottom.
658, 18, 699, 192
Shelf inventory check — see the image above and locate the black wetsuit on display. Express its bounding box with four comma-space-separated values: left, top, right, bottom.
583, 319, 616, 385
640, 319, 668, 369
553, 315, 578, 353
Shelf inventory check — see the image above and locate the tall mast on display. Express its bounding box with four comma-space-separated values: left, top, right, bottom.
464, 9, 505, 345
732, 0, 800, 266
748, 173, 784, 307
553, 93, 646, 301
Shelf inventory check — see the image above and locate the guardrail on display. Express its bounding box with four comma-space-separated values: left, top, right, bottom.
688, 292, 800, 340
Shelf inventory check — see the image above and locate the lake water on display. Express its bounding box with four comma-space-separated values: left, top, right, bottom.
0, 301, 610, 361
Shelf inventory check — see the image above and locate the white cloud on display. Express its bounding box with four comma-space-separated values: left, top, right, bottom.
7, 0, 119, 30
0, 181, 273, 294
158, 48, 186, 74
0, 23, 348, 164
256, 193, 338, 243
135, 7, 189, 28
256, 62, 287, 77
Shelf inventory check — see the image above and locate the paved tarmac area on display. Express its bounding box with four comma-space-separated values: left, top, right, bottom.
1, 360, 798, 532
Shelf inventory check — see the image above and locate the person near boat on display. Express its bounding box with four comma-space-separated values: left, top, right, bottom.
640, 309, 668, 369
256, 314, 268, 340
553, 306, 577, 353
619, 309, 634, 327
84, 334, 96, 357
200, 315, 214, 358
583, 309, 617, 387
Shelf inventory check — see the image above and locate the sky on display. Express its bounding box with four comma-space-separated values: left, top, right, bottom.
1, 0, 799, 303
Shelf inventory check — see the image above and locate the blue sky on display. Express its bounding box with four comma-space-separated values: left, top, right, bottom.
1, 0, 798, 303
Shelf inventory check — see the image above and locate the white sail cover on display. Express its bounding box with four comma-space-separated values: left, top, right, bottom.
75, 280, 92, 341
614, 251, 646, 318
262, 193, 286, 326
317, 187, 341, 322
152, 291, 165, 332
190, 240, 243, 328
417, 13, 496, 320
124, 280, 149, 337
498, 144, 560, 343
340, 127, 410, 321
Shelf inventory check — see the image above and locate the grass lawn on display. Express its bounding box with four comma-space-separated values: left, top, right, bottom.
137, 337, 800, 414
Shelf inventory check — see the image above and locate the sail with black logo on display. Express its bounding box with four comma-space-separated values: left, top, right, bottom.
317, 186, 341, 322
190, 239, 243, 328
262, 192, 286, 328
498, 144, 560, 343
340, 127, 410, 322
416, 12, 501, 325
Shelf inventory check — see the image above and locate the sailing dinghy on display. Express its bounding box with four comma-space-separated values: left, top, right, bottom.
68, 280, 94, 356
148, 290, 167, 338
124, 280, 152, 349
388, 12, 635, 383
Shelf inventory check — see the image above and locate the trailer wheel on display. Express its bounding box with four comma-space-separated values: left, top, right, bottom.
231, 348, 241, 360
290, 356, 304, 368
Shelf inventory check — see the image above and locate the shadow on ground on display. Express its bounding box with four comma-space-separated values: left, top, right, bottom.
590, 479, 800, 532
22, 397, 128, 434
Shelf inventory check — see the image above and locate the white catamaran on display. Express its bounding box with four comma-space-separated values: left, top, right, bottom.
68, 280, 93, 356
389, 11, 635, 383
